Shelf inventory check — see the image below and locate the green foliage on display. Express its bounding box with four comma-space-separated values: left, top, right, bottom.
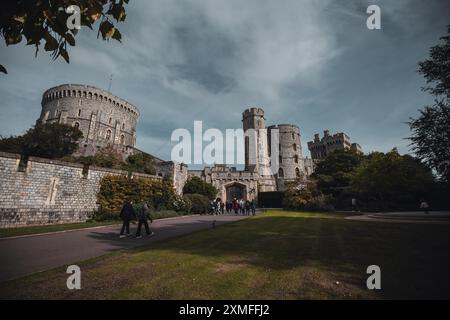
283, 178, 334, 212
409, 26, 450, 184
312, 149, 364, 197
0, 0, 130, 73
351, 149, 436, 211
183, 193, 210, 214
0, 123, 83, 159
124, 152, 156, 175
96, 175, 180, 219
418, 26, 450, 99
183, 176, 218, 200
408, 101, 450, 183
63, 146, 124, 169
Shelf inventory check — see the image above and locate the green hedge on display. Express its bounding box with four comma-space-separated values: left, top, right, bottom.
183, 193, 210, 214
96, 176, 188, 220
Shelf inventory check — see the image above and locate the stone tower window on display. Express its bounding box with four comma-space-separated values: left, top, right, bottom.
108, 117, 112, 125
122, 123, 125, 130
78, 109, 81, 117
296, 167, 301, 177
293, 143, 297, 151
279, 155, 282, 164
278, 168, 284, 178
294, 155, 299, 163
106, 130, 112, 141
73, 122, 80, 130
120, 134, 125, 145
292, 132, 295, 140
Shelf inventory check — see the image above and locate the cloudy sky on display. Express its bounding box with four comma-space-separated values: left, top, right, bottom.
0, 0, 449, 168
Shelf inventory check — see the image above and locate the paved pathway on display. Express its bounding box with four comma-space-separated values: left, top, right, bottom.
0, 214, 248, 283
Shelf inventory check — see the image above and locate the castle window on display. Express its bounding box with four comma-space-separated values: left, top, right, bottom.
294, 155, 299, 163
278, 168, 284, 178
94, 93, 98, 100
120, 134, 125, 145
106, 130, 112, 141
73, 122, 80, 129
296, 167, 301, 178
292, 132, 295, 140
88, 92, 92, 99
279, 155, 282, 164
83, 91, 87, 98
78, 109, 81, 117
54, 109, 59, 117
43, 111, 49, 122
77, 90, 81, 97
72, 90, 76, 96
293, 143, 297, 151
122, 123, 125, 130
108, 117, 112, 125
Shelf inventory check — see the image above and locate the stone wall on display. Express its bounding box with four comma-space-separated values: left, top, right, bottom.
0, 152, 161, 228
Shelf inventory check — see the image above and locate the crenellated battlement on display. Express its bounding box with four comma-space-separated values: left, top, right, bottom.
42, 84, 139, 117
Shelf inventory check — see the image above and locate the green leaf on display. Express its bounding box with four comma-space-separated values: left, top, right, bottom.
65, 33, 76, 46
59, 47, 70, 63
99, 21, 115, 40
112, 28, 122, 42
44, 33, 58, 51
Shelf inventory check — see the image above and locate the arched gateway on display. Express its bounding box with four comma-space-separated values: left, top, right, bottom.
224, 182, 248, 202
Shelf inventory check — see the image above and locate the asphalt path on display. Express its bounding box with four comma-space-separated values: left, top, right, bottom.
0, 214, 248, 283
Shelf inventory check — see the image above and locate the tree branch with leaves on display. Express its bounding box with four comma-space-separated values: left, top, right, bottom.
0, 0, 130, 74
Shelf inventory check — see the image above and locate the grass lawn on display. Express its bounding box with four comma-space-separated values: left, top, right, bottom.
0, 220, 120, 238
1, 210, 450, 299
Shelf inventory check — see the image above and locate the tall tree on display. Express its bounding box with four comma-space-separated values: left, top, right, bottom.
311, 149, 364, 196
0, 0, 130, 74
352, 149, 435, 210
0, 123, 83, 158
409, 26, 450, 183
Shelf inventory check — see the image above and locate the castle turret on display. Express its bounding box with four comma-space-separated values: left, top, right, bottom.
268, 124, 304, 190
242, 108, 276, 192
39, 84, 139, 159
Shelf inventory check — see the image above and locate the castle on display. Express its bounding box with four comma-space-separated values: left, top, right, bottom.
0, 84, 362, 227
189, 108, 314, 203
36, 84, 362, 204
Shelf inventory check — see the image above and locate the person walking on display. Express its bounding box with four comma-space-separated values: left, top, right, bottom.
245, 200, 251, 216
233, 199, 239, 214
420, 199, 430, 214
220, 201, 225, 215
119, 200, 136, 238
251, 200, 256, 215
136, 202, 155, 238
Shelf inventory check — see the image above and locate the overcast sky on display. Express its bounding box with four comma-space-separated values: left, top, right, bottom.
1, 0, 449, 167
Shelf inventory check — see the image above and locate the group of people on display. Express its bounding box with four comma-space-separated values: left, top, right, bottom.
210, 198, 256, 216
119, 200, 155, 239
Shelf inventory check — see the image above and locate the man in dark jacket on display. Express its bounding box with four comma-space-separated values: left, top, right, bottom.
136, 202, 155, 238
119, 200, 136, 238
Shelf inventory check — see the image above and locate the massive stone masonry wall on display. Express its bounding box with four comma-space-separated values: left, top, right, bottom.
0, 152, 167, 228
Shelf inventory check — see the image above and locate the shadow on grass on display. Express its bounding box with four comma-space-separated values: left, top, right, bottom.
127, 214, 450, 299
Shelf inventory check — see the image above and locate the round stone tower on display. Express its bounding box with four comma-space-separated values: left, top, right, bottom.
39, 84, 139, 159
268, 124, 304, 189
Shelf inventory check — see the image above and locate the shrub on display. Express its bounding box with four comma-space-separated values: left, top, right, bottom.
96, 175, 179, 219
183, 193, 210, 214
183, 176, 218, 200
